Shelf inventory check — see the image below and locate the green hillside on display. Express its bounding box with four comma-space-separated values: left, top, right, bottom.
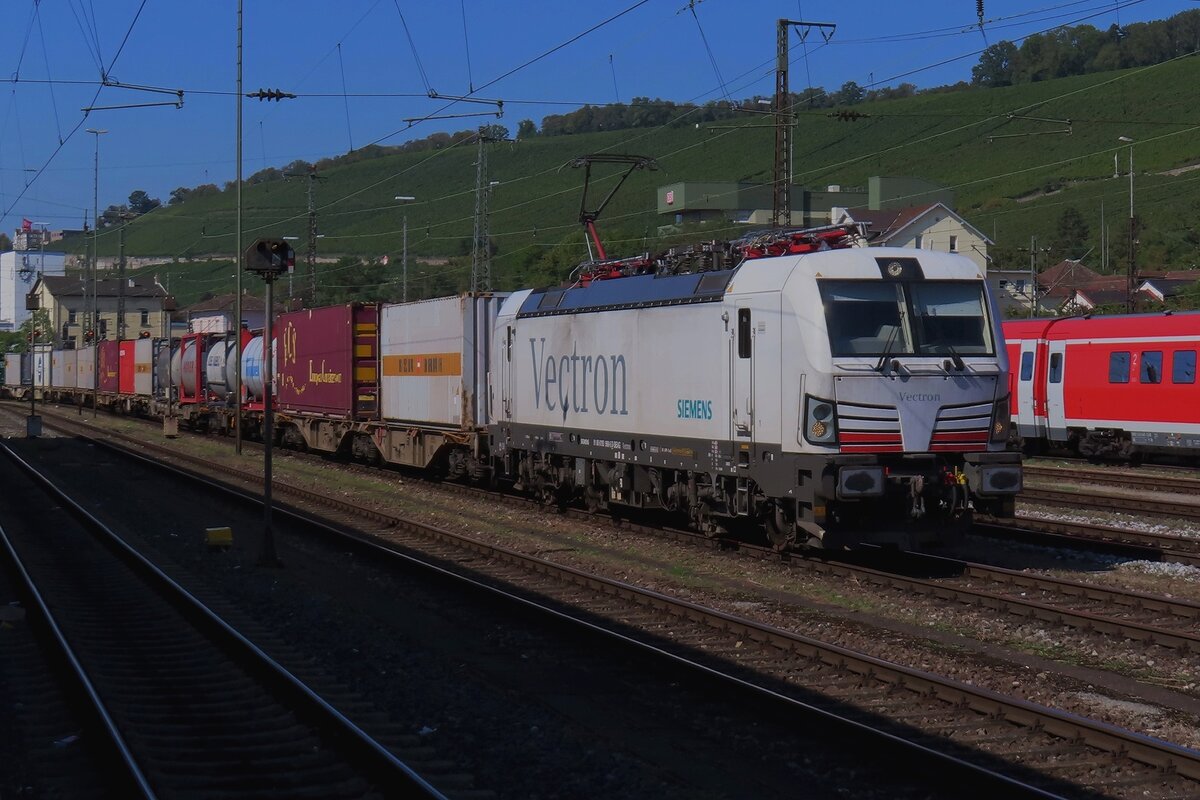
81, 55, 1200, 304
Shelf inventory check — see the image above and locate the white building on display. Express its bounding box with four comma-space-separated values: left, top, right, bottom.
0, 250, 67, 332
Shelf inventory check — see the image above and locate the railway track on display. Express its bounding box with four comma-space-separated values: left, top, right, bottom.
978, 514, 1200, 568
14, 405, 1200, 797
1020, 485, 1200, 523
1024, 463, 1200, 496
0, 440, 447, 800
19, 403, 1200, 653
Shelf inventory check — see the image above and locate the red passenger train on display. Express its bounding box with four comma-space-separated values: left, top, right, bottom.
1003, 312, 1200, 460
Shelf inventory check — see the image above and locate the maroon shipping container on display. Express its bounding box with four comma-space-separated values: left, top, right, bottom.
275, 303, 379, 418
98, 340, 120, 392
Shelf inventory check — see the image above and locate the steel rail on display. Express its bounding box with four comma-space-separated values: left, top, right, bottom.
0, 440, 449, 800
0, 521, 156, 799
1021, 485, 1200, 522
1024, 463, 1200, 495
979, 514, 1200, 567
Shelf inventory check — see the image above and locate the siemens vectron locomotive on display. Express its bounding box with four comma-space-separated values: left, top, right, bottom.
490, 227, 1020, 549
5, 225, 1020, 549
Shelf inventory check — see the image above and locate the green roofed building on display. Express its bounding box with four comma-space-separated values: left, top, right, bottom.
656, 176, 954, 229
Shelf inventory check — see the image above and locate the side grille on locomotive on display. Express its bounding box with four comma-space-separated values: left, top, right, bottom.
836, 401, 902, 453
929, 401, 993, 452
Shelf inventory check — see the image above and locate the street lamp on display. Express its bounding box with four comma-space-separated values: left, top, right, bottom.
394, 196, 416, 302
86, 127, 108, 417
1118, 136, 1135, 312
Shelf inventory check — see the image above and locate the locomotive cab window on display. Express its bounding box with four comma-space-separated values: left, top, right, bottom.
1140, 351, 1163, 384
1173, 350, 1196, 384
820, 279, 992, 357
1109, 352, 1130, 384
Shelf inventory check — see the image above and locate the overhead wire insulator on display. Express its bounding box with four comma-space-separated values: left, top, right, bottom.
247, 88, 296, 102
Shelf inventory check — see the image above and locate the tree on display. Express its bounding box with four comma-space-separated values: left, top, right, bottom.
1054, 206, 1090, 258
128, 190, 161, 214
971, 41, 1018, 87
833, 81, 864, 106
0, 233, 11, 252
516, 119, 537, 139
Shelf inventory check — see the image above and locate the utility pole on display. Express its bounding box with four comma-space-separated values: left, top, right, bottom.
305, 167, 326, 305
117, 218, 130, 340
772, 19, 834, 228
1118, 136, 1136, 313
471, 127, 503, 292
87, 128, 108, 418
1029, 235, 1037, 319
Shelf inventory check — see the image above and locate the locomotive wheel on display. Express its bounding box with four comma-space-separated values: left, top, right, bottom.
766, 504, 797, 551
583, 485, 604, 513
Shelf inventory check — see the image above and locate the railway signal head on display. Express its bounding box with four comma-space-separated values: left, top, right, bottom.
243, 238, 296, 281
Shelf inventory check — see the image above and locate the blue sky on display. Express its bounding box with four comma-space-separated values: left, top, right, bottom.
0, 0, 1193, 234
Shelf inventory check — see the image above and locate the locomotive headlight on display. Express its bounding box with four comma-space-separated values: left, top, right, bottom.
804, 395, 838, 445
990, 394, 1011, 443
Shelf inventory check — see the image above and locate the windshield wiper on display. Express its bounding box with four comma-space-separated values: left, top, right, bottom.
875, 324, 900, 373
943, 343, 966, 372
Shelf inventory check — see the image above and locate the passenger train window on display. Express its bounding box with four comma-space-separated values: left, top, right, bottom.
1048, 353, 1063, 384
1020, 351, 1034, 381
1140, 351, 1162, 384
1174, 350, 1197, 384
1108, 352, 1130, 384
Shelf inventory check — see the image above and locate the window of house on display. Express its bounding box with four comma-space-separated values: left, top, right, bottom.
140, 309, 150, 325
1108, 351, 1130, 383
99, 319, 108, 338
68, 309, 77, 324
913, 234, 923, 249
949, 235, 958, 252
1140, 351, 1163, 384
1020, 351, 1034, 381
1173, 350, 1197, 384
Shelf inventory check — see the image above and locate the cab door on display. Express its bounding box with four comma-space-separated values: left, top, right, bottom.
730, 304, 754, 442
499, 323, 514, 419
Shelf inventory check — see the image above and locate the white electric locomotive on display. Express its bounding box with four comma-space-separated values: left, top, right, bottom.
488, 228, 1021, 549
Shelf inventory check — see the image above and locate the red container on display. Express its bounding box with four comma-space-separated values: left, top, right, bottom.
275, 303, 379, 418
98, 340, 120, 393
118, 340, 137, 394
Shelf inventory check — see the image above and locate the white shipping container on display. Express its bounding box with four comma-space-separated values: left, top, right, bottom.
4, 353, 23, 388
134, 337, 154, 395
32, 345, 51, 389
77, 346, 96, 390
51, 349, 78, 388
380, 294, 505, 428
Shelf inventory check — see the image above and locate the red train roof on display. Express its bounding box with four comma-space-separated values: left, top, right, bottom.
1002, 311, 1200, 340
